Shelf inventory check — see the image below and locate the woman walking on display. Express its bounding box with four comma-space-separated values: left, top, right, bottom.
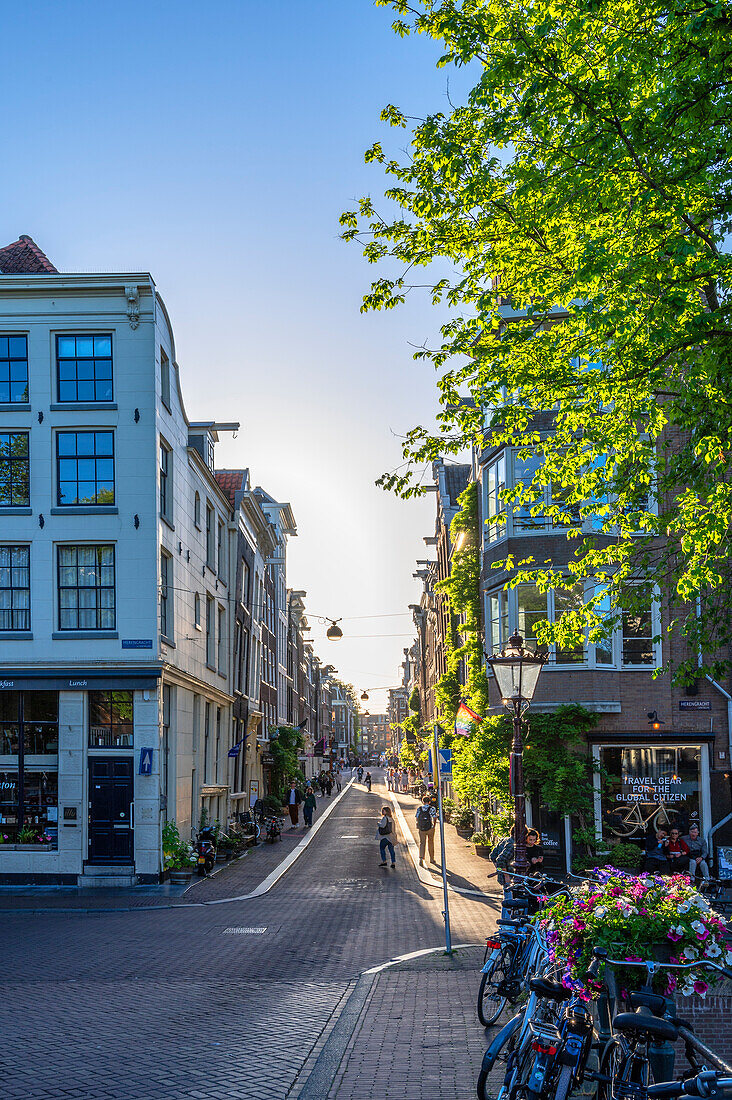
376, 805, 397, 869
303, 786, 317, 829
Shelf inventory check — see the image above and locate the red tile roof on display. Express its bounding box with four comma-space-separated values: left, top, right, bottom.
0, 235, 57, 274
214, 469, 247, 503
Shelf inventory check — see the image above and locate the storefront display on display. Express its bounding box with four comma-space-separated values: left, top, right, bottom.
600, 744, 701, 843
0, 691, 59, 845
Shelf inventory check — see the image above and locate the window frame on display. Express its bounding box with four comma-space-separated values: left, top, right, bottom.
160, 549, 172, 640
205, 595, 215, 667
194, 591, 202, 630
159, 438, 172, 522
57, 544, 116, 632
205, 504, 215, 567
55, 333, 113, 404
160, 347, 171, 411
0, 430, 30, 507
0, 545, 30, 632
0, 335, 29, 404
56, 429, 115, 507
88, 690, 134, 748
194, 492, 201, 529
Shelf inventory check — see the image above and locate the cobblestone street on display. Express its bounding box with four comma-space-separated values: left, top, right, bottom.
0, 775, 497, 1099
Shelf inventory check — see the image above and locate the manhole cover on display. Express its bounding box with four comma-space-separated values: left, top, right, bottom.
222, 927, 267, 934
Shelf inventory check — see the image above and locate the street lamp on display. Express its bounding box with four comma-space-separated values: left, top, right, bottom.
486, 631, 547, 876
326, 618, 343, 640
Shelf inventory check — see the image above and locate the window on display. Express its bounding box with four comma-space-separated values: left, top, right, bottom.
484, 453, 507, 544
215, 708, 221, 782
160, 551, 172, 639
57, 431, 114, 506
512, 451, 545, 530
160, 348, 171, 410
206, 505, 214, 566
622, 601, 655, 666
486, 588, 508, 654
517, 584, 549, 654
57, 545, 115, 630
0, 546, 30, 631
234, 623, 242, 692
56, 334, 113, 402
241, 559, 250, 606
159, 440, 172, 521
0, 336, 28, 403
206, 595, 215, 666
194, 592, 201, 629
162, 685, 171, 819
217, 521, 225, 577
203, 702, 211, 784
0, 692, 59, 844
194, 492, 201, 528
553, 583, 585, 663
241, 628, 249, 693
89, 691, 133, 747
0, 431, 29, 506
218, 606, 225, 671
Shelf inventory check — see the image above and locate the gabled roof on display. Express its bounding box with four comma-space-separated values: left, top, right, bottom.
214, 469, 249, 504
0, 235, 57, 274
444, 463, 471, 507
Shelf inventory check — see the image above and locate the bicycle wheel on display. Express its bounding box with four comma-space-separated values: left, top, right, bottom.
479, 944, 515, 1027
598, 1038, 628, 1100
477, 1016, 521, 1100
553, 1064, 574, 1100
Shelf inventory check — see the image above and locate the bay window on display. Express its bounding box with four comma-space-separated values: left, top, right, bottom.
483, 453, 507, 545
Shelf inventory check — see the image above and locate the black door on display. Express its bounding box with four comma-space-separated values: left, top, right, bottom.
88, 757, 134, 863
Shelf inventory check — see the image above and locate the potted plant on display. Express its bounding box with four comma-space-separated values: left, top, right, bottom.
471, 832, 492, 857
16, 825, 53, 851
163, 821, 197, 884
454, 806, 475, 838
539, 869, 730, 996
603, 843, 645, 872
442, 797, 456, 824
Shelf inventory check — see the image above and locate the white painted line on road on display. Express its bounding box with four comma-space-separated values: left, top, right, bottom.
222, 926, 267, 934
339, 835, 359, 839
362, 943, 484, 975
204, 778, 355, 906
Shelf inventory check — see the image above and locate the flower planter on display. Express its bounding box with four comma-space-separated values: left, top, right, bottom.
456, 827, 472, 839
473, 844, 491, 857
12, 843, 54, 852
215, 852, 227, 863
169, 870, 193, 885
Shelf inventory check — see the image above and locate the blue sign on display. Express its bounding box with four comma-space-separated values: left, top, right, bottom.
122, 639, 153, 649
428, 748, 452, 780
228, 745, 241, 758
139, 747, 154, 775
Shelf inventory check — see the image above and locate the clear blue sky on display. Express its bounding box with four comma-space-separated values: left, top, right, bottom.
3, 0, 474, 711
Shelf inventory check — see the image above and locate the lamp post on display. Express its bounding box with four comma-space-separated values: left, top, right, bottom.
486, 632, 547, 876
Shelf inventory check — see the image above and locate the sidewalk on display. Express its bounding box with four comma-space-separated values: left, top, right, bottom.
0, 785, 346, 912
294, 945, 498, 1100
391, 786, 502, 902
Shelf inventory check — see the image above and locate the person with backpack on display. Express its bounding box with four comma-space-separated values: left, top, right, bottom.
376, 805, 396, 868
357, 765, 364, 784
489, 828, 515, 886
364, 771, 372, 792
415, 795, 437, 866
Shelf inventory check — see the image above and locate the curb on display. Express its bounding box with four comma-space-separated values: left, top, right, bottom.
0, 778, 355, 917
292, 943, 483, 1098
390, 791, 500, 901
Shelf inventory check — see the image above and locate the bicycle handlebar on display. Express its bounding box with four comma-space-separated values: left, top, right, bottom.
590, 946, 732, 981
649, 1073, 732, 1098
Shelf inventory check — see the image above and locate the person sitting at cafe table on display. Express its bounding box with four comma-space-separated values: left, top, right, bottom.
682, 823, 710, 880
644, 827, 669, 873
665, 827, 690, 873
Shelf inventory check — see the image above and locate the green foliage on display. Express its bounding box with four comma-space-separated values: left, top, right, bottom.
162, 820, 196, 871
453, 806, 476, 830
399, 739, 418, 768
442, 796, 457, 823
470, 832, 491, 845
269, 725, 305, 801
606, 843, 646, 871
346, 0, 732, 682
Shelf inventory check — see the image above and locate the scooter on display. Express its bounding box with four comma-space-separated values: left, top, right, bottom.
196, 826, 217, 875
265, 816, 282, 843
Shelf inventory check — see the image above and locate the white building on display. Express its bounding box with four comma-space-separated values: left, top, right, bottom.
0, 236, 235, 884
254, 490, 296, 727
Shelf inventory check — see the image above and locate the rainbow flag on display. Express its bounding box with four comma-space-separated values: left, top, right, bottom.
455, 702, 482, 737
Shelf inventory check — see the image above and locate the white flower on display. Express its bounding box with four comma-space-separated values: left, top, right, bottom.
691, 920, 706, 935
725, 950, 732, 966
683, 946, 698, 960
671, 924, 685, 936
677, 901, 692, 915
691, 894, 710, 913
595, 906, 607, 918
704, 943, 722, 958
681, 984, 695, 997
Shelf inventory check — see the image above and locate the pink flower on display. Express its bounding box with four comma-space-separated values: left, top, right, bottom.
693, 980, 708, 995
665, 975, 677, 994
667, 930, 683, 942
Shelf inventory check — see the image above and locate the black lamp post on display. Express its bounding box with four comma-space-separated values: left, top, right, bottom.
486, 632, 547, 876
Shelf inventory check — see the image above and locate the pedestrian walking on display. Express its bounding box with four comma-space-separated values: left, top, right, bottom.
416, 795, 437, 866
682, 824, 710, 880
376, 805, 396, 869
400, 768, 408, 793
357, 765, 364, 783
365, 771, 372, 792
489, 829, 515, 887
324, 773, 333, 797
303, 786, 317, 828
286, 780, 302, 828
335, 770, 342, 793
318, 773, 327, 797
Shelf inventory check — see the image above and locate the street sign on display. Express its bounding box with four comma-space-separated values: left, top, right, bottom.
428, 748, 452, 780
679, 700, 711, 710
138, 747, 153, 775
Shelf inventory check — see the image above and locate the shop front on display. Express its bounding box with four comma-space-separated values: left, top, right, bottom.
591, 734, 713, 852
0, 669, 161, 883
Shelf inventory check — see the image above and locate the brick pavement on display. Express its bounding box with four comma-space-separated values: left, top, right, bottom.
0, 773, 497, 1099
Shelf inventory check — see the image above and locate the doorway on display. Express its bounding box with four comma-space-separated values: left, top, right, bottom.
88, 757, 134, 863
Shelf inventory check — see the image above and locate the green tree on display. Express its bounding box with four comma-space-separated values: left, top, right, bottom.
342, 0, 732, 681
269, 726, 305, 800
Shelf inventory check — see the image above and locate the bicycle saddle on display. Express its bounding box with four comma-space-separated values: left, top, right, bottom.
613, 1007, 678, 1042
630, 992, 667, 1014
497, 918, 524, 928
529, 977, 572, 1001
503, 898, 530, 910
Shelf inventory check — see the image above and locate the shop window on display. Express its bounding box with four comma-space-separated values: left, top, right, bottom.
0, 335, 28, 403
89, 691, 133, 748
0, 692, 58, 843
600, 745, 701, 843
